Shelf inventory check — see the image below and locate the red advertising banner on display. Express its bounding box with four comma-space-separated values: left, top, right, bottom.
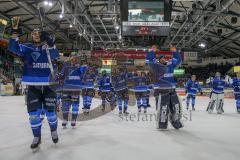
91, 50, 183, 60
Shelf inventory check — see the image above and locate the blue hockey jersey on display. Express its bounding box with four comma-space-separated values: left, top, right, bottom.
146, 50, 156, 64
163, 51, 181, 83
98, 75, 112, 92
151, 51, 181, 89
112, 72, 132, 91
8, 38, 59, 85
82, 67, 97, 89
209, 77, 226, 94
132, 75, 149, 92
232, 78, 240, 99
185, 80, 201, 95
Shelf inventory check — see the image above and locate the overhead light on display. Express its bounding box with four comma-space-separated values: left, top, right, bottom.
115, 25, 120, 30
44, 1, 49, 6
79, 33, 82, 36
48, 2, 53, 6
59, 14, 63, 18
69, 24, 73, 28
199, 43, 206, 48
118, 35, 122, 40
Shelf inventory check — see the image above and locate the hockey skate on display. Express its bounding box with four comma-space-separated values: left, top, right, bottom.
110, 104, 115, 110
51, 130, 58, 144
138, 108, 141, 113
71, 120, 76, 128
119, 110, 122, 116
123, 109, 129, 115
62, 120, 67, 129
217, 109, 224, 114
101, 105, 105, 112
30, 137, 41, 151
143, 108, 147, 114
83, 109, 90, 115
171, 120, 184, 129
237, 108, 240, 114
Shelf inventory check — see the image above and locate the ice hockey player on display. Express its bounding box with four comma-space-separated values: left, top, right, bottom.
206, 72, 226, 114
98, 70, 112, 111
8, 16, 59, 149
150, 45, 183, 130
82, 66, 97, 114
185, 75, 202, 111
112, 67, 130, 115
132, 71, 150, 113
231, 72, 240, 113
59, 55, 82, 128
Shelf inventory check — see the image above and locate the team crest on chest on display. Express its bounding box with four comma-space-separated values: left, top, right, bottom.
31, 52, 41, 61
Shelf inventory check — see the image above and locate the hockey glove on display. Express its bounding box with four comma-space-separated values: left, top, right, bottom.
40, 31, 55, 47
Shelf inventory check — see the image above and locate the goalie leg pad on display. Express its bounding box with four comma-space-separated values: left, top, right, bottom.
169, 92, 183, 129
207, 92, 217, 113
216, 94, 224, 114
156, 94, 170, 129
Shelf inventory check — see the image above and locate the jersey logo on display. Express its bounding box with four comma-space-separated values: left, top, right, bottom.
31, 52, 41, 61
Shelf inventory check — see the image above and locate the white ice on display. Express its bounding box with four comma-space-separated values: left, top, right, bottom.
0, 96, 240, 160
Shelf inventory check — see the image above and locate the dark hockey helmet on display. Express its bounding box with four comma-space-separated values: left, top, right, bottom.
159, 54, 167, 65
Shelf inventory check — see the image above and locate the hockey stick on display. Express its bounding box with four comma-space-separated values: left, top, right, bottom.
37, 5, 55, 80
182, 93, 192, 121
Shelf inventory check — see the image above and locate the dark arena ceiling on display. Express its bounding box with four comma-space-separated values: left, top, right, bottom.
0, 0, 240, 58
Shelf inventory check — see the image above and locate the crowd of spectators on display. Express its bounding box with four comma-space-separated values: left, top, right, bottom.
183, 62, 234, 81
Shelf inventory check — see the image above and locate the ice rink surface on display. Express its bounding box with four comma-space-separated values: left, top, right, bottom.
0, 96, 240, 160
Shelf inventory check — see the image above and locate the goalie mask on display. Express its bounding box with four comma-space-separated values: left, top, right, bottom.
159, 55, 168, 65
